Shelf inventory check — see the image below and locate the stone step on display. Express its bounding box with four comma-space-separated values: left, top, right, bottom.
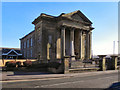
69, 67, 100, 73
70, 60, 97, 68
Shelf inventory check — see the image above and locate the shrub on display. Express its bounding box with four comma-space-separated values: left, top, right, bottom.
5, 62, 9, 66
23, 61, 32, 67
5, 61, 16, 67
16, 61, 22, 67
32, 62, 48, 68
48, 62, 61, 69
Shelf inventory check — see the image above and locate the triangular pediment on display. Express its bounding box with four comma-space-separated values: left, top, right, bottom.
71, 13, 84, 22
60, 10, 92, 24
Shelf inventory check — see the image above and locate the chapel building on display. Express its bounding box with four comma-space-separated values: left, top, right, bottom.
20, 10, 94, 62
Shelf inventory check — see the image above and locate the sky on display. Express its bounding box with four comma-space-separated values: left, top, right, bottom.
1, 2, 118, 55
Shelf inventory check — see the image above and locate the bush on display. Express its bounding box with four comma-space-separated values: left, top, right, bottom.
32, 62, 48, 68
5, 61, 16, 67
48, 62, 61, 69
23, 61, 32, 67
16, 61, 22, 67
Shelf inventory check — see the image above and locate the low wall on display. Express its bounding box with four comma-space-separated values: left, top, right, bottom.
0, 59, 37, 67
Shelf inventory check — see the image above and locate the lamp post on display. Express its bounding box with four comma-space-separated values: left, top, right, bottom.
118, 41, 120, 55
113, 41, 115, 55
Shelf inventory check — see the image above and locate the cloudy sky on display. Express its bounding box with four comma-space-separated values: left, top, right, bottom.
2, 2, 118, 55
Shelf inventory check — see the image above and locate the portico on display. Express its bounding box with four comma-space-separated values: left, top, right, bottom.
60, 25, 93, 61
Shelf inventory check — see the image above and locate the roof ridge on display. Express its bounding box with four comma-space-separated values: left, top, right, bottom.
20, 30, 35, 40
61, 10, 80, 16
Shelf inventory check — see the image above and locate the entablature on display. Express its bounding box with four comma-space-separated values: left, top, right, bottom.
57, 20, 94, 31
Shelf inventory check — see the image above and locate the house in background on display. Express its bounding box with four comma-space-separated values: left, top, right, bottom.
0, 47, 22, 59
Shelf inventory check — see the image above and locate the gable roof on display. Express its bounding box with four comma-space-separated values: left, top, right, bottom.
1, 47, 22, 56
7, 49, 19, 55
32, 10, 93, 25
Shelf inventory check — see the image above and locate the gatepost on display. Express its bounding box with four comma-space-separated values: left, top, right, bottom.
98, 55, 107, 71
64, 56, 70, 74
110, 55, 118, 70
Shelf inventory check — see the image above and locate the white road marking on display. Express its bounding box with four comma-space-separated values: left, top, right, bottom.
1, 76, 71, 83
40, 76, 118, 87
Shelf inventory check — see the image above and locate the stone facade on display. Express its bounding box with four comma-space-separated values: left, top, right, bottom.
20, 10, 94, 62
20, 30, 36, 59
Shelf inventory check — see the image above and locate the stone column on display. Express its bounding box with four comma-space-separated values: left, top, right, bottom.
98, 55, 107, 71
61, 26, 65, 60
110, 55, 118, 70
79, 30, 83, 60
70, 28, 75, 61
89, 31, 92, 59
86, 31, 90, 60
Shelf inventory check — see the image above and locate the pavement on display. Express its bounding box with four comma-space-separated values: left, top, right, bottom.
1, 70, 118, 82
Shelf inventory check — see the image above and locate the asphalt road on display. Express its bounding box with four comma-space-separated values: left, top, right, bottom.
2, 71, 119, 89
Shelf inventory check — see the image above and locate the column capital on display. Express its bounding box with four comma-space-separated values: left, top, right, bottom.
110, 55, 118, 58
61, 25, 66, 30
79, 29, 83, 33
82, 31, 86, 34
70, 27, 75, 31
98, 55, 107, 58
86, 30, 91, 34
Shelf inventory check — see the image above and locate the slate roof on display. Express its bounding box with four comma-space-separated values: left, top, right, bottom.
20, 30, 35, 40
32, 10, 92, 24
0, 47, 22, 55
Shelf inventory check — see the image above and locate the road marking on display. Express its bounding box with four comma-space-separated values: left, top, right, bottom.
1, 76, 71, 83
40, 76, 118, 87
41, 80, 85, 87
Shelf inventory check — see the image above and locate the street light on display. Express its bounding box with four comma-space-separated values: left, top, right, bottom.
113, 41, 115, 55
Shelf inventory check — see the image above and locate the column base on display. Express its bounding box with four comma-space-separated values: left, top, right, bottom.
71, 55, 76, 61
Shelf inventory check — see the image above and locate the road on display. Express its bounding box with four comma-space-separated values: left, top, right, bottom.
2, 71, 119, 88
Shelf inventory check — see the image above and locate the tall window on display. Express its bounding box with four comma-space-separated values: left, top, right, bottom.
27, 51, 29, 58
21, 42, 23, 49
49, 35, 52, 44
24, 41, 26, 48
31, 38, 32, 47
31, 49, 32, 57
24, 50, 26, 57
27, 39, 29, 48
22, 42, 24, 49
